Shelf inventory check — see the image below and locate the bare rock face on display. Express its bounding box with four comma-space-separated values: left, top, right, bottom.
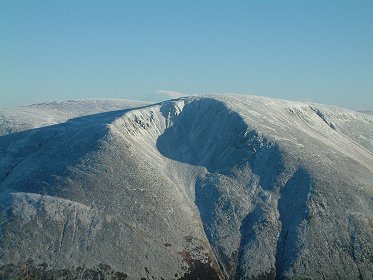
0, 95, 372, 279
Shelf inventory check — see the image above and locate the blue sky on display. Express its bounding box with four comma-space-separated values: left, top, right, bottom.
1, 1, 372, 109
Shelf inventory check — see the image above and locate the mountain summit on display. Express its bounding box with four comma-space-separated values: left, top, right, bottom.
1, 95, 372, 279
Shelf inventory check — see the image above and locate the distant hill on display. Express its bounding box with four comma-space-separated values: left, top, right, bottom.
360, 110, 373, 115
1, 95, 372, 279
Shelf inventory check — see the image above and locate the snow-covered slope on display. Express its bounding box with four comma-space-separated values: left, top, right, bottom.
0, 99, 150, 136
0, 95, 372, 279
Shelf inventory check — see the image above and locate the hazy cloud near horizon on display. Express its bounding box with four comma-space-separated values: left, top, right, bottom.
155, 90, 186, 99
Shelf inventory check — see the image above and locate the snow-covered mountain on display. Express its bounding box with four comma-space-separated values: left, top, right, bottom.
0, 95, 372, 279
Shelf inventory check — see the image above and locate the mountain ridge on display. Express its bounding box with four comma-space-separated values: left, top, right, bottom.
0, 95, 372, 279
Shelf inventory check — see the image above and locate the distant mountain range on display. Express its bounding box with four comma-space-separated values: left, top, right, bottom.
1, 95, 372, 279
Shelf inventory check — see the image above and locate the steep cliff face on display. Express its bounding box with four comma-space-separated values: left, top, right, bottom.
0, 96, 372, 279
